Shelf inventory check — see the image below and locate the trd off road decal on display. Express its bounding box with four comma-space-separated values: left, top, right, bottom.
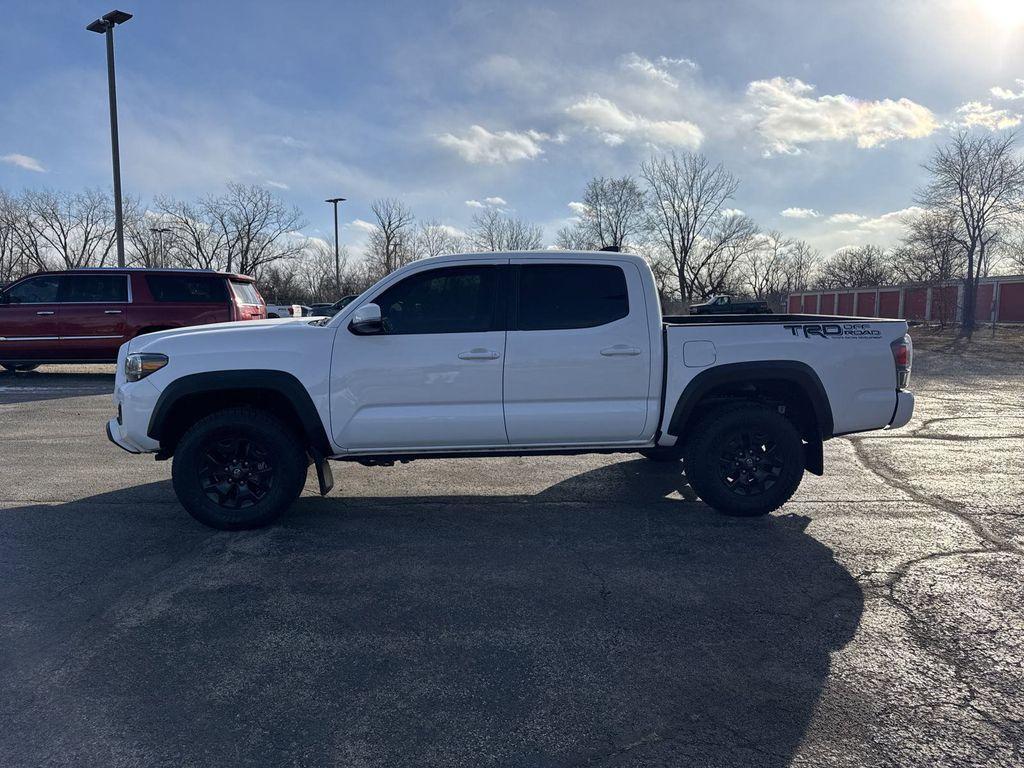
782, 323, 882, 339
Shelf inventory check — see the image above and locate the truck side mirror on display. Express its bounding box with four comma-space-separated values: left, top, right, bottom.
349, 303, 383, 335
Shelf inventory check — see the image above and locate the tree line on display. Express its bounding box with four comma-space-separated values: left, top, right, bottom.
3, 131, 1024, 334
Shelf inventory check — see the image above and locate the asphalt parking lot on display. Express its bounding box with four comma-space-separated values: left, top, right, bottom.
1, 340, 1022, 768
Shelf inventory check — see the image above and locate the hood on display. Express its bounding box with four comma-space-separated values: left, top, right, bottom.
128, 317, 313, 352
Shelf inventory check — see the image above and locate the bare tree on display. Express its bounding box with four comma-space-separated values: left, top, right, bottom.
16, 189, 116, 270
786, 240, 819, 295
554, 222, 597, 251
919, 131, 1024, 336
366, 198, 418, 278
686, 212, 760, 299
203, 183, 306, 276
892, 209, 965, 286
415, 220, 464, 259
153, 195, 228, 270
814, 245, 893, 289
467, 208, 543, 251
0, 190, 32, 285
641, 151, 757, 302
575, 176, 646, 250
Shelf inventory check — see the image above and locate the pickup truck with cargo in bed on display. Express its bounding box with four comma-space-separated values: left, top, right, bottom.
689, 294, 771, 315
106, 251, 914, 530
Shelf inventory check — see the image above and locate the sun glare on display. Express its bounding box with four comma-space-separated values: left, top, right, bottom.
974, 0, 1024, 27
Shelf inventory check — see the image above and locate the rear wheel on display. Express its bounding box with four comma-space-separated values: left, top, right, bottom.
683, 403, 804, 516
171, 407, 308, 530
1, 363, 39, 372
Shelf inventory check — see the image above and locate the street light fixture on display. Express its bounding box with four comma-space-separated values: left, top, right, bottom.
87, 9, 133, 268
325, 197, 346, 294
149, 226, 171, 267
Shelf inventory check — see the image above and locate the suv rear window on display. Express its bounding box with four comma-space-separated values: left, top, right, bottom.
146, 274, 226, 303
517, 264, 629, 330
230, 280, 261, 305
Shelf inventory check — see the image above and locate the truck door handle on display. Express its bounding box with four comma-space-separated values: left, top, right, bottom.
601, 345, 641, 356
458, 348, 501, 360
36, 311, 55, 316
104, 310, 122, 314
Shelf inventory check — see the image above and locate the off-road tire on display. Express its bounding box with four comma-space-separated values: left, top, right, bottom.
172, 407, 308, 530
683, 403, 804, 516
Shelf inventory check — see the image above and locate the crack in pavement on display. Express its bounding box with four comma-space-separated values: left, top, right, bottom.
845, 436, 1023, 557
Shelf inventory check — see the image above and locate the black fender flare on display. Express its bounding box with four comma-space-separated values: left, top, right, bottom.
147, 370, 332, 455
666, 360, 834, 440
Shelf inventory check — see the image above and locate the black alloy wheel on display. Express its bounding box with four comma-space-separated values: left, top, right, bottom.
198, 435, 275, 509
716, 428, 784, 497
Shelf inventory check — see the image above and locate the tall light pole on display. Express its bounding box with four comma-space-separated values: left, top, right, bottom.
325, 197, 346, 294
149, 226, 171, 267
87, 9, 133, 268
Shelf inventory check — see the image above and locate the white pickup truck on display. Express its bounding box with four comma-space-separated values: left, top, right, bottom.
107, 250, 914, 530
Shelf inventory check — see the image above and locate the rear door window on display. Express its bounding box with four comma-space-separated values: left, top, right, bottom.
4, 275, 60, 304
516, 264, 629, 330
61, 274, 128, 303
146, 274, 227, 302
229, 280, 261, 305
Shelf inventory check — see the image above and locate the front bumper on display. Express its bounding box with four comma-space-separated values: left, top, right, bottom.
106, 378, 162, 454
106, 419, 141, 453
888, 390, 915, 429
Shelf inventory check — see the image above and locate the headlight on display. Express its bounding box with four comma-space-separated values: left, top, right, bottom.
125, 353, 168, 382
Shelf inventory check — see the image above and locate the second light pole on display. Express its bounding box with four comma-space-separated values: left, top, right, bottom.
325, 197, 346, 294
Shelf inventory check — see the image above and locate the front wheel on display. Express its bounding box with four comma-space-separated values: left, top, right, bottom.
683, 404, 804, 516
171, 407, 309, 530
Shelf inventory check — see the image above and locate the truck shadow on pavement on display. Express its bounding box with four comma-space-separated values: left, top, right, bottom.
0, 368, 114, 404
1, 460, 863, 768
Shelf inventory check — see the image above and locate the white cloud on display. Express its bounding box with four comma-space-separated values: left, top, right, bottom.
620, 53, 699, 91
567, 201, 590, 215
466, 197, 506, 209
349, 218, 377, 234
828, 212, 866, 224
780, 207, 819, 219
954, 101, 1022, 130
990, 80, 1024, 100
854, 206, 925, 232
265, 179, 289, 190
437, 124, 551, 163
744, 77, 938, 154
438, 224, 467, 238
2, 153, 46, 172
720, 208, 744, 217
565, 94, 703, 148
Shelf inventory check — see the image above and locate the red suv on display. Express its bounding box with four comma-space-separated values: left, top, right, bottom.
0, 268, 266, 371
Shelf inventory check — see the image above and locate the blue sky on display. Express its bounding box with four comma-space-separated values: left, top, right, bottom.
3, 0, 1024, 257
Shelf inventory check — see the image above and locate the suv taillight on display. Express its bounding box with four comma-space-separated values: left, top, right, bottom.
891, 334, 912, 389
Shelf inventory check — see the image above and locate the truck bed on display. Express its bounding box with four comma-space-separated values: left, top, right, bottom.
663, 313, 905, 326
658, 314, 909, 440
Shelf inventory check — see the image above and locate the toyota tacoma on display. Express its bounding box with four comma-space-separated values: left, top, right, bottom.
106, 251, 914, 529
